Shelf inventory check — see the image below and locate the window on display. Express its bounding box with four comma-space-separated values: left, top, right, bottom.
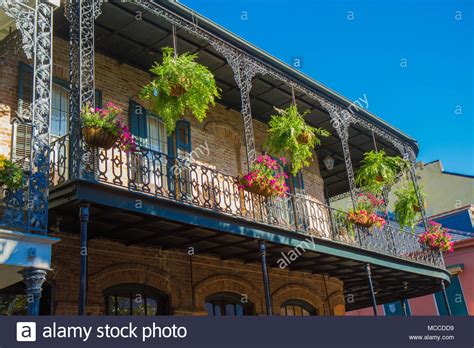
147, 114, 168, 154
280, 300, 317, 316
51, 83, 69, 137
104, 284, 169, 316
0, 281, 52, 316
205, 293, 254, 316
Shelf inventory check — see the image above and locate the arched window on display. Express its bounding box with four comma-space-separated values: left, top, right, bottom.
280, 300, 317, 316
205, 292, 254, 316
103, 283, 169, 316
0, 281, 52, 315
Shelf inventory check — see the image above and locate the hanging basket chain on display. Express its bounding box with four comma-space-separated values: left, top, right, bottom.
371, 130, 378, 152
172, 24, 178, 58
291, 86, 296, 106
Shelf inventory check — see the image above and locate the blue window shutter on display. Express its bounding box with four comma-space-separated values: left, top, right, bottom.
383, 300, 411, 316
434, 275, 468, 316
167, 136, 175, 157
128, 100, 148, 147
176, 120, 191, 153
293, 171, 305, 192
95, 90, 103, 108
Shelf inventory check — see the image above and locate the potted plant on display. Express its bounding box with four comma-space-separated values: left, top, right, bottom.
265, 104, 330, 175
394, 183, 427, 231
139, 47, 221, 135
418, 221, 454, 253
0, 154, 23, 190
346, 193, 386, 230
81, 102, 138, 153
355, 150, 409, 193
236, 155, 289, 198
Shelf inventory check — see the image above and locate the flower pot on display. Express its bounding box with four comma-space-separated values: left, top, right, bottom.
82, 127, 118, 150
297, 131, 313, 144
348, 214, 374, 228
244, 183, 274, 197
413, 202, 427, 212
169, 83, 187, 97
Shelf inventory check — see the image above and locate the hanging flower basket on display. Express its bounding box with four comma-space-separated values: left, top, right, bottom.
413, 202, 428, 212
238, 180, 273, 197
236, 155, 289, 198
418, 221, 454, 253
81, 102, 138, 153
139, 47, 220, 135
375, 175, 384, 183
297, 130, 314, 144
169, 83, 188, 97
82, 127, 118, 150
347, 212, 374, 228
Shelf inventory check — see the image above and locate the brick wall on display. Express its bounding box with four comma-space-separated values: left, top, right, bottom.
50, 231, 345, 316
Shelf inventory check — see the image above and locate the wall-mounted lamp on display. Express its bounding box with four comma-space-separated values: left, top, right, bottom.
323, 156, 335, 170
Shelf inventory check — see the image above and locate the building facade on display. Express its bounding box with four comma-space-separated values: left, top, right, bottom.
0, 1, 451, 316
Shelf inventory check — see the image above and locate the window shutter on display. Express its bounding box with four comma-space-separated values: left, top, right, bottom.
175, 120, 191, 153
13, 63, 34, 161
293, 171, 305, 192
95, 89, 103, 108
128, 100, 148, 147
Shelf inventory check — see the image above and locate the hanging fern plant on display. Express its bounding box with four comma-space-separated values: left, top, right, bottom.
139, 47, 221, 135
265, 104, 330, 176
355, 150, 409, 194
394, 183, 427, 231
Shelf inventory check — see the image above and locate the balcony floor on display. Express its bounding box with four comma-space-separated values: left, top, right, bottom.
48, 179, 450, 311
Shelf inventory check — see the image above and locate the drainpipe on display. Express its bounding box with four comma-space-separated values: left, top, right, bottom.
258, 240, 273, 315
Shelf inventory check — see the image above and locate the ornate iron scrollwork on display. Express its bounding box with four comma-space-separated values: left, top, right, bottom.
0, 0, 35, 59
66, 0, 104, 180
0, 1, 55, 233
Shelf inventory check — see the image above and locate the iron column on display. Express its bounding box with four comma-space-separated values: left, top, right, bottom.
78, 203, 90, 315
401, 300, 408, 316
259, 240, 273, 315
20, 268, 47, 316
366, 263, 378, 316
440, 280, 452, 316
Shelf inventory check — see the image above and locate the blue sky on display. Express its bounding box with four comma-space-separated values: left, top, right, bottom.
181, 0, 473, 175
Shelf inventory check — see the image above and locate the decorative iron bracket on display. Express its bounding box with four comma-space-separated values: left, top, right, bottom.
0, 0, 35, 59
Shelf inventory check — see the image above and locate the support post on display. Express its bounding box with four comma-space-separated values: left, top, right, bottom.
258, 240, 273, 315
440, 280, 452, 316
401, 299, 408, 316
20, 268, 47, 316
78, 203, 90, 315
365, 263, 378, 316
67, 0, 102, 180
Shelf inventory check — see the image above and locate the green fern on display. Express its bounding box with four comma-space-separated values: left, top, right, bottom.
140, 47, 221, 135
265, 104, 330, 176
394, 183, 426, 231
355, 150, 409, 193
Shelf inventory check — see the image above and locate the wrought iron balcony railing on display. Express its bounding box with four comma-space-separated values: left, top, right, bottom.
48, 135, 444, 268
